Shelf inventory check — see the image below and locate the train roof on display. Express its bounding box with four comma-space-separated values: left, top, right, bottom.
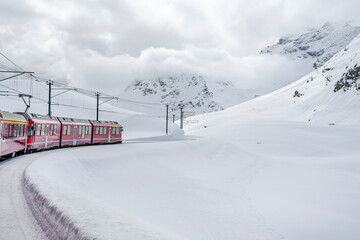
16, 112, 60, 123
0, 111, 27, 122
89, 120, 121, 126
57, 117, 91, 124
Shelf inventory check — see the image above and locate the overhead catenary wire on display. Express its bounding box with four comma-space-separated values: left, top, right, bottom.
0, 52, 177, 128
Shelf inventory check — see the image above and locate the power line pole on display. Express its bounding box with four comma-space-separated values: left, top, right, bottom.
95, 92, 100, 121
180, 107, 184, 129
165, 104, 169, 135
46, 80, 53, 116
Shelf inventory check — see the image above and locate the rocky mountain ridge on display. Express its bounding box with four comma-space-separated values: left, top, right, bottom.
121, 75, 252, 115
261, 22, 360, 69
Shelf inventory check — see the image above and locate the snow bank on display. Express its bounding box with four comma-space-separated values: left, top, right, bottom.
22, 170, 92, 240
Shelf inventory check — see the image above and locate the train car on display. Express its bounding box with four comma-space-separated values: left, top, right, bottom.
0, 111, 27, 158
19, 113, 61, 152
58, 117, 92, 147
89, 120, 123, 144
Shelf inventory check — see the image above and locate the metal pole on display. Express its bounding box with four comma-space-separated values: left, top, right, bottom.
47, 80, 53, 116
173, 114, 175, 123
95, 92, 100, 121
180, 107, 184, 129
166, 104, 169, 135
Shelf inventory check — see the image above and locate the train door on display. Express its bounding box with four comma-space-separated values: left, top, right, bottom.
45, 124, 49, 148
108, 127, 111, 143
0, 121, 3, 157
73, 126, 77, 146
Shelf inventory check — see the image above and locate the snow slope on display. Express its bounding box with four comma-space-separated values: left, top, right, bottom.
118, 23, 360, 117
19, 30, 360, 239
261, 22, 360, 70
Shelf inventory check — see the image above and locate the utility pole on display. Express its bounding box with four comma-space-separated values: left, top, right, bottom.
95, 92, 100, 121
180, 107, 184, 129
46, 80, 53, 116
165, 104, 169, 135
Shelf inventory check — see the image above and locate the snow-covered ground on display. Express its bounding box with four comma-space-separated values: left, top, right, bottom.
2, 22, 360, 240
22, 119, 360, 240
18, 34, 360, 239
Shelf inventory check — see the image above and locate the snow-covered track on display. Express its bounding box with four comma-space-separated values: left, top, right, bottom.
0, 154, 48, 240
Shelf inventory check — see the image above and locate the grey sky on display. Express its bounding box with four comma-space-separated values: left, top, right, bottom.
1, 0, 360, 93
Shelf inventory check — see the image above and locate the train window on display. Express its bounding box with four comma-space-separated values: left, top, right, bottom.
63, 125, 71, 136
36, 124, 41, 136
99, 127, 103, 135
16, 125, 19, 136
10, 124, 14, 137
50, 125, 56, 136
27, 123, 34, 137
4, 123, 7, 137
95, 127, 99, 135
4, 124, 8, 137
41, 124, 46, 136
104, 127, 107, 135
14, 124, 17, 137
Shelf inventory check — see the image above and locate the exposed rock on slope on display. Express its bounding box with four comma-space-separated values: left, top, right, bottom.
122, 75, 248, 115
261, 22, 360, 69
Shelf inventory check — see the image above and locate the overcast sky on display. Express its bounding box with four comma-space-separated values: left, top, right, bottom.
1, 0, 360, 94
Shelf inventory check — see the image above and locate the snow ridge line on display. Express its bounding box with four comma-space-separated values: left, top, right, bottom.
22, 171, 93, 240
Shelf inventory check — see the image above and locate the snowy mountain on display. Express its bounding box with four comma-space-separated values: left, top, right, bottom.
120, 75, 252, 115
13, 32, 360, 240
188, 25, 360, 128
118, 23, 360, 117
261, 22, 360, 69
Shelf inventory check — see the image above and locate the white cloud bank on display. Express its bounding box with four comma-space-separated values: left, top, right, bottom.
0, 0, 360, 94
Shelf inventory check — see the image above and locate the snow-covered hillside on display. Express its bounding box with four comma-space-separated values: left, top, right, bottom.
118, 23, 360, 116
13, 24, 360, 240
120, 75, 251, 115
261, 22, 360, 70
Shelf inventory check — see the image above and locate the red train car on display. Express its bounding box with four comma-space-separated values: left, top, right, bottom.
19, 113, 61, 152
0, 111, 27, 158
90, 120, 123, 144
58, 117, 92, 147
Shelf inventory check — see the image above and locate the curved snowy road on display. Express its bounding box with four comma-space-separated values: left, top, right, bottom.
0, 154, 48, 240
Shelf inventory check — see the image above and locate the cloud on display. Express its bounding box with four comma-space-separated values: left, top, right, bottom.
1, 0, 360, 95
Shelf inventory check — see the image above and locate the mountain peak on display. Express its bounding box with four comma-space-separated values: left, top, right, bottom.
260, 22, 360, 69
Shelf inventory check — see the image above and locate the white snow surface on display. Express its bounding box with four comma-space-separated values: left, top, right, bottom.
19, 33, 360, 239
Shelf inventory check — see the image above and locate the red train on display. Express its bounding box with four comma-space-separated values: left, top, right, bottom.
0, 110, 123, 159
